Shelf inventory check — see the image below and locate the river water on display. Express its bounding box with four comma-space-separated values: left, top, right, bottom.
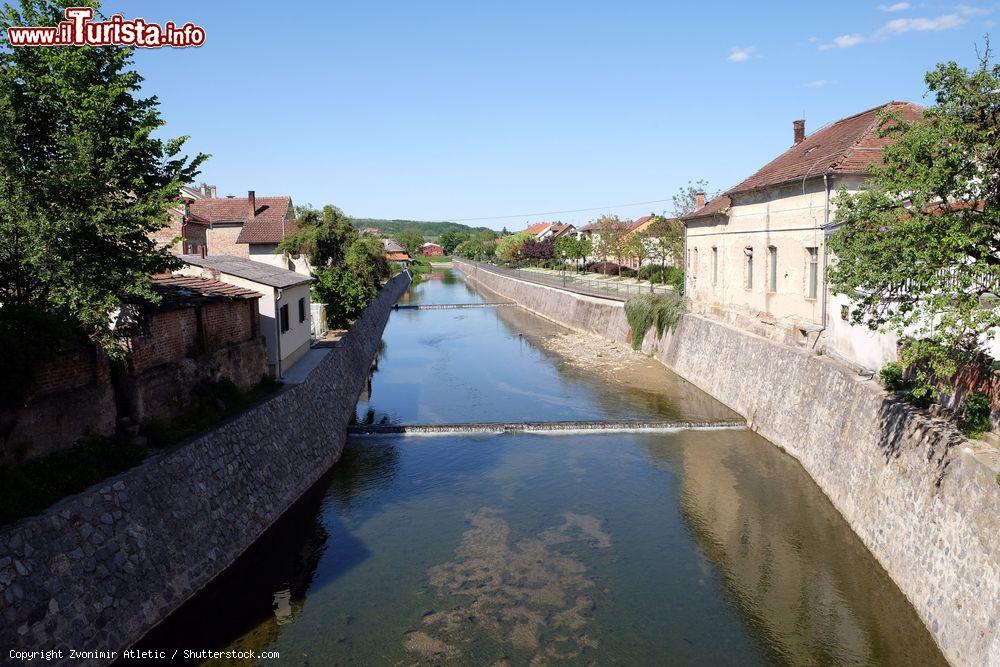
135, 268, 945, 666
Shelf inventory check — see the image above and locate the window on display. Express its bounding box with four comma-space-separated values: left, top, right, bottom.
768, 246, 778, 293
280, 304, 290, 333
744, 247, 754, 289
711, 247, 718, 285
692, 248, 698, 276
807, 247, 819, 299
298, 297, 306, 323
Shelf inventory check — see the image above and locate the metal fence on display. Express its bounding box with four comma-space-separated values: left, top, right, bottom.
460, 260, 675, 302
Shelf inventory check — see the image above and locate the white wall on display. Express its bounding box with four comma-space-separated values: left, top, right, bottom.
248, 245, 311, 276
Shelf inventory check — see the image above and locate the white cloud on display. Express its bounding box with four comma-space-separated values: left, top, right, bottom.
727, 45, 760, 62
819, 33, 865, 49
876, 13, 966, 36
805, 79, 832, 87
957, 4, 991, 16
878, 2, 911, 11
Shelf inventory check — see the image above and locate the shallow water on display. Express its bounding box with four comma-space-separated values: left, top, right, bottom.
134, 269, 945, 666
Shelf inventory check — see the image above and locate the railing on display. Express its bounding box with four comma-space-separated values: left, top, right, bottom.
459, 260, 675, 302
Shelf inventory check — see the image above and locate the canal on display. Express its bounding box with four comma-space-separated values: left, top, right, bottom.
134, 267, 945, 665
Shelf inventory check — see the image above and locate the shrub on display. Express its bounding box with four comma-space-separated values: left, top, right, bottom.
638, 265, 663, 282
879, 362, 904, 391
589, 261, 621, 275
624, 292, 687, 350
618, 267, 637, 278
905, 381, 936, 409
960, 391, 992, 438
662, 267, 685, 291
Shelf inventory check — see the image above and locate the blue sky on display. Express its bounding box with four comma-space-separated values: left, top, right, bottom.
110, 0, 994, 228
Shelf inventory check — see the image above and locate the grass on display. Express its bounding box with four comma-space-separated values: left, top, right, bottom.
624, 292, 687, 350
0, 377, 281, 527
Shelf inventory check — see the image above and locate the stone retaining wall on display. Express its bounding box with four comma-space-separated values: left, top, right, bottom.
455, 260, 1000, 667
0, 272, 410, 665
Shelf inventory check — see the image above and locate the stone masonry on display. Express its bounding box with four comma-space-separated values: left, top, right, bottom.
455, 259, 1000, 667
0, 272, 410, 665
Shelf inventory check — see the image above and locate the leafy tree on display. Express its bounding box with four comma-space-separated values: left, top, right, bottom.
521, 238, 555, 262
626, 233, 652, 285
828, 48, 1000, 378
437, 229, 468, 255
345, 236, 391, 294
645, 215, 685, 276
594, 215, 627, 275
395, 227, 425, 256
0, 0, 205, 394
496, 231, 534, 263
313, 268, 371, 329
279, 204, 355, 267
672, 179, 712, 217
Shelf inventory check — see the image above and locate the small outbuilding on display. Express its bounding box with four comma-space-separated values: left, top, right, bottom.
179, 255, 314, 377
420, 242, 445, 257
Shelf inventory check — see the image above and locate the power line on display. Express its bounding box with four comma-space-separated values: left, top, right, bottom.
443, 197, 675, 223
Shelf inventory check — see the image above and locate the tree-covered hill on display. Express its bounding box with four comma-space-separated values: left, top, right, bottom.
352, 218, 492, 239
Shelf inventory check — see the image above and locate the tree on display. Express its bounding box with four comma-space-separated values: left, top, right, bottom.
437, 229, 468, 255
626, 234, 652, 286
594, 215, 627, 275
645, 215, 684, 276
0, 0, 205, 371
496, 231, 534, 263
521, 238, 555, 262
672, 179, 712, 217
395, 227, 424, 257
827, 47, 1000, 377
279, 204, 355, 267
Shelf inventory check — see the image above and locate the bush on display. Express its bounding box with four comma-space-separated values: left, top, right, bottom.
624, 292, 687, 350
879, 362, 904, 391
960, 391, 992, 438
639, 265, 663, 282
662, 267, 685, 291
905, 381, 936, 408
589, 261, 621, 275
619, 267, 637, 278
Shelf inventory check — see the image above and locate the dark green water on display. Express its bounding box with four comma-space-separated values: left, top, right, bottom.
135, 269, 945, 666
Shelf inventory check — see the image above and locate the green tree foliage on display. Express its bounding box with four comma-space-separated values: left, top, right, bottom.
351, 218, 490, 238
645, 215, 684, 272
828, 49, 1000, 377
394, 227, 425, 256
437, 229, 469, 255
594, 215, 627, 274
496, 231, 534, 263
279, 204, 354, 267
0, 0, 205, 361
554, 235, 591, 267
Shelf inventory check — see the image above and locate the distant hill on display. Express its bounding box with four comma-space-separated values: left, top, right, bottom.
352, 219, 492, 239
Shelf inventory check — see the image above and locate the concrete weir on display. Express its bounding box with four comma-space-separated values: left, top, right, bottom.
349, 418, 747, 435
394, 301, 517, 310
453, 259, 1000, 667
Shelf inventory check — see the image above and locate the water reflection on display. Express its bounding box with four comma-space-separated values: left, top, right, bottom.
648, 429, 946, 666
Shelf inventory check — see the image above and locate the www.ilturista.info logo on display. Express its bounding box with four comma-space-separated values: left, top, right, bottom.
7, 7, 205, 48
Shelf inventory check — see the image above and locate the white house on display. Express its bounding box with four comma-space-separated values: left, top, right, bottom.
681, 102, 926, 371
178, 255, 313, 377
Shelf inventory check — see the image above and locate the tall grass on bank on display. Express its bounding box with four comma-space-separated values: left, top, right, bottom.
624, 292, 687, 350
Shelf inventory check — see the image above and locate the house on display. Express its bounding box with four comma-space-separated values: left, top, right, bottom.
383, 238, 412, 265
360, 227, 382, 237
188, 190, 309, 275
151, 185, 211, 256
177, 255, 314, 377
421, 242, 445, 257
681, 102, 924, 370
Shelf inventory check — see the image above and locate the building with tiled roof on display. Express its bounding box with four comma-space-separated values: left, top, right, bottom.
177, 254, 313, 377
682, 102, 923, 370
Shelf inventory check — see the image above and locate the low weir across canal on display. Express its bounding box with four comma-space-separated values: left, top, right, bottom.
136, 267, 947, 666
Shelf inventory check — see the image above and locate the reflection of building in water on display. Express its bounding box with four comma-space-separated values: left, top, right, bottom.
273, 589, 293, 625
655, 431, 946, 666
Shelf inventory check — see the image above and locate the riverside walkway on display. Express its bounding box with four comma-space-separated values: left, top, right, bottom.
459, 260, 675, 301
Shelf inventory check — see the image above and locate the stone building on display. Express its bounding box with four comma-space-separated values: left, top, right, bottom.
178, 255, 314, 377
681, 102, 924, 370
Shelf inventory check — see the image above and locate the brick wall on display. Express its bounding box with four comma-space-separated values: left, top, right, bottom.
1, 348, 116, 465
206, 225, 249, 257
3, 299, 267, 462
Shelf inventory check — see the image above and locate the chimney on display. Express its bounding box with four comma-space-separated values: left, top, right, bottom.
247, 190, 256, 221
793, 119, 805, 145
695, 191, 706, 210
199, 184, 209, 197
209, 185, 217, 198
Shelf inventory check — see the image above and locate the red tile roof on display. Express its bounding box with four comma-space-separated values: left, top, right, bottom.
150, 275, 262, 309
527, 222, 552, 235
683, 102, 923, 220
188, 196, 296, 245
387, 252, 411, 261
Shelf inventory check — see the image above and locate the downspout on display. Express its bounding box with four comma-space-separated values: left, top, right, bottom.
274, 288, 284, 378
814, 174, 831, 348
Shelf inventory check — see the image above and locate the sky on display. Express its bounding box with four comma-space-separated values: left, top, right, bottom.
106, 0, 996, 229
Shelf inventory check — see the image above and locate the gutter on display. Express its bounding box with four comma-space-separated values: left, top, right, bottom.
817, 174, 831, 343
